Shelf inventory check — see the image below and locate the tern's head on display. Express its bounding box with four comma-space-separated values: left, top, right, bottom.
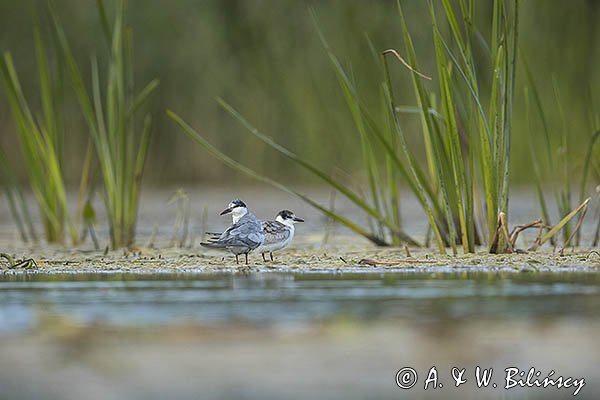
275, 210, 304, 227
220, 199, 248, 222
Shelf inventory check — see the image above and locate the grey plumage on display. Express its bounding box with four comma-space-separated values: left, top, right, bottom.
201, 200, 264, 264
204, 213, 263, 253
206, 220, 290, 251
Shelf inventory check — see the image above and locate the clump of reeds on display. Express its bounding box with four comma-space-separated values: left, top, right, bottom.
0, 21, 91, 244
523, 59, 600, 248
397, 0, 517, 254
576, 92, 599, 246
50, 0, 159, 249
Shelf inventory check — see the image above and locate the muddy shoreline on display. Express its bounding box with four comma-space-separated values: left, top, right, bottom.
2, 242, 599, 275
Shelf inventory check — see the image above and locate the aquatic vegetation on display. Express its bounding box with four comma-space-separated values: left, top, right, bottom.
578, 97, 600, 246
383, 0, 518, 254
1, 1, 595, 253
524, 64, 600, 247
0, 148, 36, 243
50, 0, 159, 249
170, 0, 523, 253
0, 23, 91, 244
524, 69, 573, 244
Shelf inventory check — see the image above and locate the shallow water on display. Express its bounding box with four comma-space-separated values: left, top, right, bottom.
1, 271, 600, 332
0, 271, 599, 399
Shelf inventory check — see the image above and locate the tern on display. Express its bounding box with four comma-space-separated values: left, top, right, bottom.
200, 199, 264, 264
207, 209, 304, 262
256, 210, 304, 261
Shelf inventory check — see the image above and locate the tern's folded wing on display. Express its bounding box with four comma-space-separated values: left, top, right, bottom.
219, 219, 264, 248
262, 221, 291, 244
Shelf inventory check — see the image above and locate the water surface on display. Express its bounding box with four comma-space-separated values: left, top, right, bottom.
1, 271, 598, 400
1, 271, 599, 332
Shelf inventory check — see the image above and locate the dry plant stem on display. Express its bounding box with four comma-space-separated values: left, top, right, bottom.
358, 258, 437, 266
500, 213, 513, 252
509, 219, 544, 247
381, 49, 432, 80
559, 202, 589, 255
530, 197, 591, 251
490, 212, 513, 254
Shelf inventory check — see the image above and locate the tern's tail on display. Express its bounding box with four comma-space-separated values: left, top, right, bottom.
201, 231, 223, 248
200, 241, 226, 249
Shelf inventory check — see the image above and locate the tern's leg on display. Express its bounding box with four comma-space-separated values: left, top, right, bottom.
235, 254, 239, 264
262, 253, 267, 262
245, 253, 249, 265
269, 252, 274, 261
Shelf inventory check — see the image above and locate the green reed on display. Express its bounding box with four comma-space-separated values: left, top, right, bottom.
0, 22, 83, 244
51, 0, 159, 249
383, 0, 518, 253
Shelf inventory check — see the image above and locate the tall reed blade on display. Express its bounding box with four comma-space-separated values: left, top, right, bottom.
0, 22, 77, 244
50, 0, 159, 248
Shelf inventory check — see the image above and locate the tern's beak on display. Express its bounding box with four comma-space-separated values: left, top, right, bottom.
220, 207, 233, 216
293, 217, 304, 223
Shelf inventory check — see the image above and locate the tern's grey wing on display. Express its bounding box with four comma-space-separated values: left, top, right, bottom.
218, 213, 264, 249
262, 221, 291, 244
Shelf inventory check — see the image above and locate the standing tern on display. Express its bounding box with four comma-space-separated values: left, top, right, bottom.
256, 210, 304, 261
201, 199, 264, 264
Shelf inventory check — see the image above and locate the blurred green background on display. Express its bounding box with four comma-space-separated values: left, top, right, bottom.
0, 0, 598, 185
